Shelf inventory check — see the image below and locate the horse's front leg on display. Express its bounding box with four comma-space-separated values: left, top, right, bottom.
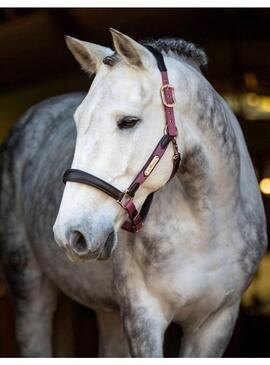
118, 283, 169, 357
179, 300, 240, 357
122, 294, 168, 357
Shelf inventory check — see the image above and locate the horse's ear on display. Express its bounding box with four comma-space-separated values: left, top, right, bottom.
110, 28, 155, 70
65, 35, 112, 74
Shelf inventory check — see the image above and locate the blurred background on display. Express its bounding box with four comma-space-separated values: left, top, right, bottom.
0, 8, 269, 357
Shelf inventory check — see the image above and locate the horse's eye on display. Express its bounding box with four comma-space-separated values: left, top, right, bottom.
117, 116, 141, 129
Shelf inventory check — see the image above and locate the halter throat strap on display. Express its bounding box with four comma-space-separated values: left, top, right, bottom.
63, 46, 180, 233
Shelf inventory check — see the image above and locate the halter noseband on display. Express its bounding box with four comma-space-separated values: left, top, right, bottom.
63, 46, 181, 233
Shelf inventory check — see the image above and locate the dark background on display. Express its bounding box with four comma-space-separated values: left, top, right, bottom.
0, 8, 270, 357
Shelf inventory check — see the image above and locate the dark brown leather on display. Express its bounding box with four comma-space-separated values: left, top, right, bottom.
63, 169, 123, 201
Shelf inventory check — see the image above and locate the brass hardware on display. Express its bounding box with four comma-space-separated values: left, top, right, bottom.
144, 155, 160, 176
160, 84, 176, 107
164, 126, 168, 135
117, 191, 132, 209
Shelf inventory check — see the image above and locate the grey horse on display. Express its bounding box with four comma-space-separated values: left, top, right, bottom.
0, 30, 267, 357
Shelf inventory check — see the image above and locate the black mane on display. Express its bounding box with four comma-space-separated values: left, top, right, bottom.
141, 38, 208, 69
103, 37, 208, 70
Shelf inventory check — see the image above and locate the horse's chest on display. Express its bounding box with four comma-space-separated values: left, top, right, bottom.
138, 242, 240, 322
32, 226, 240, 318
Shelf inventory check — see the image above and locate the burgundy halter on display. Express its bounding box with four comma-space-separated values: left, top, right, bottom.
63, 46, 181, 233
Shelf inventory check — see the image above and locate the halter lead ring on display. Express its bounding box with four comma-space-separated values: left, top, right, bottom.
63, 45, 181, 233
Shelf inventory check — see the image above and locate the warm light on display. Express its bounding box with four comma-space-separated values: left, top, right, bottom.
246, 92, 260, 107
259, 178, 270, 195
224, 94, 241, 113
223, 92, 270, 120
242, 253, 270, 315
261, 97, 270, 113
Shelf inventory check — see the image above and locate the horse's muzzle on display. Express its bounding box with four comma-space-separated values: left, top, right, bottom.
54, 226, 116, 262
68, 230, 116, 261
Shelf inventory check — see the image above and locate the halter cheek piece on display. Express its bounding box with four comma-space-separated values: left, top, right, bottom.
63, 46, 181, 233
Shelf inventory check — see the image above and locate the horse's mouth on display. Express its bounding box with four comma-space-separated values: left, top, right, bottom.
63, 245, 99, 262
97, 231, 116, 261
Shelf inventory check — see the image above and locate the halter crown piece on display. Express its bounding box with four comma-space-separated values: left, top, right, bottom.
63, 45, 181, 233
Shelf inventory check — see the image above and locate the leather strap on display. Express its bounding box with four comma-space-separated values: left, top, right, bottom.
63, 169, 154, 233
63, 169, 123, 200
128, 134, 172, 196
121, 193, 154, 232
145, 45, 167, 71
145, 45, 178, 137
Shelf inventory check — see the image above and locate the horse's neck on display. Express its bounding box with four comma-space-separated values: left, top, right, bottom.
134, 59, 242, 245
170, 63, 241, 218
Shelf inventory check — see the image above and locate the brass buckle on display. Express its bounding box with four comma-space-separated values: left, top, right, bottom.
160, 84, 176, 107
117, 191, 132, 209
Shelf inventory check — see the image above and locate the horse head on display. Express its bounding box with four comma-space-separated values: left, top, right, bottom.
53, 29, 196, 261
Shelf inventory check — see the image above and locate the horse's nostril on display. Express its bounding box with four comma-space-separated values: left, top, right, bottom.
71, 231, 88, 254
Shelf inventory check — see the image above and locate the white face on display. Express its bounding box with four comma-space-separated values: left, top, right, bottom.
53, 30, 176, 261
